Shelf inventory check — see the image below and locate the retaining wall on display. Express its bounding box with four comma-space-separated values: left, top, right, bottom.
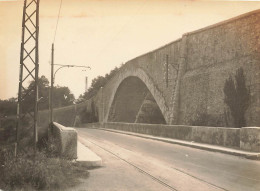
37, 99, 95, 136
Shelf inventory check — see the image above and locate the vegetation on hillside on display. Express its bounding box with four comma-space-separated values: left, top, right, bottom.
78, 65, 122, 102
0, 98, 17, 118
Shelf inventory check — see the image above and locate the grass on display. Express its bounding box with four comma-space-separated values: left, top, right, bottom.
0, 117, 16, 145
0, 141, 89, 191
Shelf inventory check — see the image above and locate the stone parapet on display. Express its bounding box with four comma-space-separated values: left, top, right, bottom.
82, 122, 260, 152
100, 122, 259, 152
103, 122, 240, 148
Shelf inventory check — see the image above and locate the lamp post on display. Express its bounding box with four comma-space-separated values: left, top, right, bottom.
49, 43, 91, 125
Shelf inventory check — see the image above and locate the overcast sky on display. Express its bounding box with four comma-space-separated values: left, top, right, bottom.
1, 0, 260, 100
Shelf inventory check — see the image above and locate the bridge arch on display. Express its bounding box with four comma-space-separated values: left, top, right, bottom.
104, 66, 170, 124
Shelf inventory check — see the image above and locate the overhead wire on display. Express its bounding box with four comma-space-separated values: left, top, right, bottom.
49, 0, 63, 66
53, 0, 63, 43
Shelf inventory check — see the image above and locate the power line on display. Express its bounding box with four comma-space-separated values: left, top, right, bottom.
53, 0, 63, 43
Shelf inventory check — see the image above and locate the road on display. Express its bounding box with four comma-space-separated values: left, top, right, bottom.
77, 128, 260, 191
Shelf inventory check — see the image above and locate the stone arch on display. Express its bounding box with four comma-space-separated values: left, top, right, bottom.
104, 66, 170, 124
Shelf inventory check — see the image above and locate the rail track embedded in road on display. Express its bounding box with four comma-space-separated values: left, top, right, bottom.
83, 136, 178, 191
79, 131, 228, 191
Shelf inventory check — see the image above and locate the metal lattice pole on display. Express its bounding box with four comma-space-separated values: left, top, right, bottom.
16, 0, 40, 154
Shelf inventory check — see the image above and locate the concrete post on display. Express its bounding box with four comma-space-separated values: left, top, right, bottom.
50, 43, 54, 124
101, 87, 104, 125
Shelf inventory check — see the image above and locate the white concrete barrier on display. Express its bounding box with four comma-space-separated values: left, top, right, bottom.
52, 122, 77, 159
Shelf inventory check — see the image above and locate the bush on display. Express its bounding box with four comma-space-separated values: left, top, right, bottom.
79, 101, 98, 124
190, 112, 224, 127
223, 68, 250, 128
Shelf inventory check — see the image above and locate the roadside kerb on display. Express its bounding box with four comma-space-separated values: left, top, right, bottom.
77, 138, 102, 167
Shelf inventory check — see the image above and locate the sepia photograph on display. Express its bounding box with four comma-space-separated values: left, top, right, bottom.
0, 0, 260, 190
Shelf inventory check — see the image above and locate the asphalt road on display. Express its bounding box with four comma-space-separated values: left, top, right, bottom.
77, 128, 260, 191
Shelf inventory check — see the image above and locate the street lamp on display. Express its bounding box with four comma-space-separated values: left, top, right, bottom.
49, 64, 91, 124
49, 44, 91, 124
53, 64, 91, 84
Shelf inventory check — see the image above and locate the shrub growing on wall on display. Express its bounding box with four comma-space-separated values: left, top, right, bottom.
79, 101, 98, 124
223, 68, 250, 128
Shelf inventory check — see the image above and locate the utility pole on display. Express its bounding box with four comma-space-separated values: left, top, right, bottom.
16, 0, 40, 155
50, 43, 54, 124
101, 87, 104, 125
49, 62, 91, 126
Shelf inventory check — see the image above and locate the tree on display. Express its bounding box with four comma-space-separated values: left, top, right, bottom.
52, 86, 75, 108
223, 68, 250, 128
21, 75, 50, 112
22, 75, 75, 111
82, 66, 121, 100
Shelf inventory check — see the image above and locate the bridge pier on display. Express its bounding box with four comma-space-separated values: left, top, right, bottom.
170, 34, 188, 125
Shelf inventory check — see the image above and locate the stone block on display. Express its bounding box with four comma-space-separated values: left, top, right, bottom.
240, 127, 260, 152
223, 128, 240, 148
52, 122, 77, 159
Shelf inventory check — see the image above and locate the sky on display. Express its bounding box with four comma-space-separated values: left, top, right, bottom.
1, 0, 260, 100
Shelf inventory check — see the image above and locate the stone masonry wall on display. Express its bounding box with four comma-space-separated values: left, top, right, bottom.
99, 10, 260, 127
179, 10, 260, 126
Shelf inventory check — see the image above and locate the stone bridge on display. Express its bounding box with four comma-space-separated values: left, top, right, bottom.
39, 10, 260, 128
91, 10, 260, 127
